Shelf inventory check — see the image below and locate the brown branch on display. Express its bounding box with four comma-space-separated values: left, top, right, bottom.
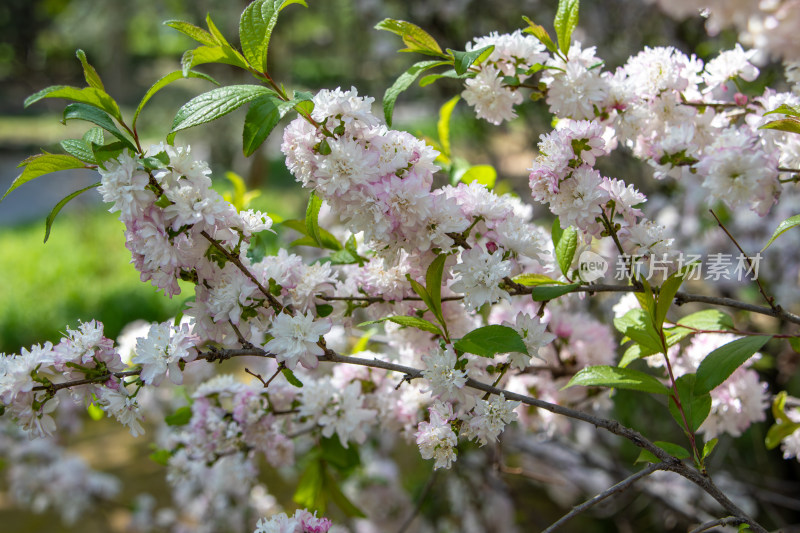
689, 516, 747, 533
542, 462, 665, 533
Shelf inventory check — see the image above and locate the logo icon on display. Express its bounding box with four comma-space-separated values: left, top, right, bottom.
577, 251, 608, 282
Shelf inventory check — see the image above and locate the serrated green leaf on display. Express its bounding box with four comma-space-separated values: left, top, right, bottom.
655, 269, 687, 328
635, 441, 690, 464
133, 70, 218, 129
763, 103, 800, 118
59, 139, 97, 164
554, 0, 580, 54
460, 165, 497, 189
75, 49, 104, 91
240, 0, 307, 72
383, 60, 444, 126
62, 103, 134, 148
669, 374, 711, 432
454, 325, 528, 358
302, 190, 341, 250
619, 326, 690, 367
180, 45, 249, 77
614, 308, 663, 355
426, 253, 447, 323
375, 19, 444, 56
694, 335, 771, 395
437, 95, 459, 158
90, 141, 127, 168
359, 316, 442, 336
702, 437, 719, 459
530, 283, 580, 301
419, 69, 467, 87
242, 94, 296, 156
165, 20, 218, 46
762, 214, 800, 251
759, 118, 800, 135
552, 219, 578, 277
3, 154, 88, 201
512, 273, 565, 286
565, 365, 669, 395
165, 406, 193, 426
171, 85, 274, 134
83, 127, 104, 145
25, 85, 122, 121
44, 182, 100, 243
447, 45, 494, 76
282, 368, 303, 388
676, 309, 735, 331
522, 16, 558, 54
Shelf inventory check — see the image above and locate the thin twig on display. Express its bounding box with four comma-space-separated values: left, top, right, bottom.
542, 462, 665, 533
396, 470, 438, 533
709, 209, 777, 312
689, 516, 746, 533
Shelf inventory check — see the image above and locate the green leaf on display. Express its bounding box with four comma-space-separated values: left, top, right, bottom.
766, 420, 800, 450
239, 0, 308, 72
406, 275, 436, 315
87, 402, 104, 421
702, 438, 719, 460
635, 441, 690, 464
294, 458, 325, 512
522, 16, 558, 54
44, 182, 100, 243
447, 45, 494, 76
149, 448, 172, 466
324, 468, 367, 517
669, 374, 712, 432
437, 95, 459, 159
302, 190, 341, 250
75, 49, 104, 91
454, 325, 528, 358
762, 214, 800, 251
512, 273, 565, 286
565, 365, 670, 395
242, 94, 296, 156
282, 368, 303, 388
530, 283, 580, 301
165, 20, 218, 46
3, 154, 88, 201
419, 69, 468, 87
180, 45, 250, 77
90, 141, 127, 168
61, 103, 134, 149
759, 118, 800, 135
694, 335, 772, 395
426, 253, 448, 324
655, 269, 687, 328
25, 85, 122, 121
171, 85, 274, 135
554, 0, 580, 54
375, 19, 444, 56
383, 60, 445, 126
790, 337, 800, 353
320, 436, 360, 472
460, 165, 497, 189
83, 127, 104, 145
59, 139, 97, 164
763, 103, 800, 118
619, 326, 689, 367
676, 309, 735, 331
552, 219, 578, 278
614, 308, 663, 355
133, 70, 219, 129
165, 406, 193, 426
359, 316, 442, 336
